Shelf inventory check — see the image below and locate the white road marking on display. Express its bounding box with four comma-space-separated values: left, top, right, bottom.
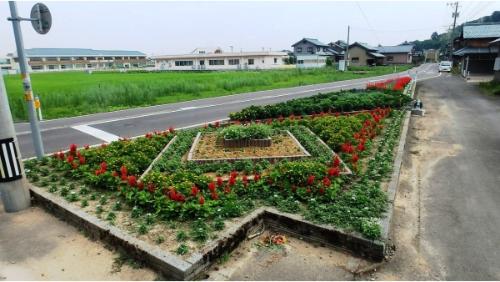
72, 125, 120, 143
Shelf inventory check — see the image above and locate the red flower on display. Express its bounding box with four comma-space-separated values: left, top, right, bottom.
211, 192, 219, 200
112, 171, 119, 177
67, 155, 74, 164
228, 177, 236, 186
357, 143, 365, 152
242, 175, 248, 186
191, 185, 199, 196
100, 162, 107, 172
199, 196, 205, 205
306, 188, 312, 193
230, 171, 238, 179
351, 154, 359, 163
84, 144, 90, 150
137, 181, 144, 191
58, 151, 65, 160
323, 177, 331, 187
328, 167, 340, 177
333, 156, 340, 167
216, 176, 223, 187
254, 173, 261, 182
341, 143, 354, 154
208, 182, 216, 193
307, 175, 315, 186
71, 162, 78, 170
147, 182, 156, 193
224, 186, 231, 194
145, 132, 153, 139
214, 121, 220, 128
168, 126, 175, 133
78, 156, 86, 165
120, 165, 127, 176
69, 143, 77, 155
319, 187, 325, 195
128, 175, 137, 187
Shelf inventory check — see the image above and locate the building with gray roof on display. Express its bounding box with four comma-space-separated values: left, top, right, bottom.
453, 23, 500, 77
8, 48, 147, 73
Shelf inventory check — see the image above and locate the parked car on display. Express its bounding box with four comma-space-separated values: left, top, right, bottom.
438, 61, 452, 72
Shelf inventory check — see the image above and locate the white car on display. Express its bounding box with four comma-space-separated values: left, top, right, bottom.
438, 61, 452, 72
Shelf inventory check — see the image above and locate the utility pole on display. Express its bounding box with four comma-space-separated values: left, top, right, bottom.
448, 2, 459, 60
0, 74, 31, 212
345, 25, 350, 71
8, 1, 45, 159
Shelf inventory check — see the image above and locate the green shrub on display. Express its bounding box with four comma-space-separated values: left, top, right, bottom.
219, 123, 273, 140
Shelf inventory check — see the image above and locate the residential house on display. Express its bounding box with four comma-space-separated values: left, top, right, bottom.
328, 40, 348, 61
376, 44, 415, 64
489, 38, 500, 81
292, 38, 337, 68
347, 42, 385, 66
153, 48, 288, 71
453, 23, 500, 77
7, 48, 147, 72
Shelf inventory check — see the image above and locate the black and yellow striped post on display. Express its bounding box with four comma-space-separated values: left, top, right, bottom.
0, 70, 30, 212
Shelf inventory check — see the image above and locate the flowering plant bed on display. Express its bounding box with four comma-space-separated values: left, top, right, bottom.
24, 85, 412, 277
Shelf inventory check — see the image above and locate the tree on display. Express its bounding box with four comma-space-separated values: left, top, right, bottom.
325, 57, 333, 67
431, 32, 439, 41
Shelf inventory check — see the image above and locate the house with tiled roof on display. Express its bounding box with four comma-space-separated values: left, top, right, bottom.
452, 23, 500, 77
347, 42, 385, 66
292, 38, 337, 68
376, 44, 415, 64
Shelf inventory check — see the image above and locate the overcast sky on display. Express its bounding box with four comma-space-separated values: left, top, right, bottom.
1, 1, 499, 56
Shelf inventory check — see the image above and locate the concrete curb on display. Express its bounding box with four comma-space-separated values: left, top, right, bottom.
29, 185, 389, 280
379, 79, 416, 243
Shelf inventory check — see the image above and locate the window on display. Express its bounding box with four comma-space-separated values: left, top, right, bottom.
46, 57, 58, 61
323, 48, 327, 52
87, 64, 92, 68
104, 57, 113, 60
387, 56, 394, 62
30, 57, 42, 62
297, 60, 304, 64
307, 47, 313, 53
60, 57, 71, 61
297, 47, 302, 52
209, 59, 224, 65
351, 57, 359, 63
48, 65, 56, 69
87, 57, 96, 60
228, 59, 240, 65
31, 65, 43, 70
317, 47, 320, 52
76, 57, 85, 60
175, 60, 193, 66
274, 58, 277, 64
248, 59, 254, 65
199, 60, 205, 65
61, 65, 66, 69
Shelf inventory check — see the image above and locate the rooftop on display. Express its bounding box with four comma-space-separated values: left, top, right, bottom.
463, 23, 500, 39
152, 51, 288, 60
292, 38, 330, 47
350, 42, 379, 51
19, 48, 146, 58
377, 45, 414, 54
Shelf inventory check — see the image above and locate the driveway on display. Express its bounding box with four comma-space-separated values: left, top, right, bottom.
371, 70, 500, 280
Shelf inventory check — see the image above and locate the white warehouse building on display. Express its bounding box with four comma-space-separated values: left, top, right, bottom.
153, 48, 289, 71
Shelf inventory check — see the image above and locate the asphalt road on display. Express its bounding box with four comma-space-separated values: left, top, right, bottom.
14, 64, 437, 158
416, 74, 500, 280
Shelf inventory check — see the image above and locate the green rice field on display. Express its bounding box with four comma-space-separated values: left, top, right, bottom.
4, 65, 412, 121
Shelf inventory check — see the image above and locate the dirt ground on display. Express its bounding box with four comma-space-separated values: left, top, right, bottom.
207, 230, 374, 281
0, 203, 158, 281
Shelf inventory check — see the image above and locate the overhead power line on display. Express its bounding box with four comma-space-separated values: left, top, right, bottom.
355, 2, 381, 45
